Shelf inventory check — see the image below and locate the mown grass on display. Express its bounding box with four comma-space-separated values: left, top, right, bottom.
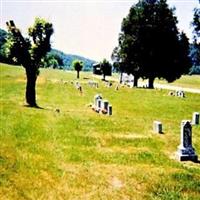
0, 63, 200, 200
155, 75, 200, 89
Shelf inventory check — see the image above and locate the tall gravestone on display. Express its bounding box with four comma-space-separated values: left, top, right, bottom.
176, 120, 198, 162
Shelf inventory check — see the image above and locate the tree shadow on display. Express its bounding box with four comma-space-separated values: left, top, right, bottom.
24, 104, 44, 109
194, 159, 200, 164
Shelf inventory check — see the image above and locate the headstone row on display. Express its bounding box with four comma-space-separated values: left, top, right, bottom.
92, 94, 112, 115
153, 112, 199, 134
88, 80, 99, 88
168, 90, 185, 98
105, 82, 112, 88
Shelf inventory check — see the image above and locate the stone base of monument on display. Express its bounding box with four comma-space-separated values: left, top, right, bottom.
176, 146, 198, 162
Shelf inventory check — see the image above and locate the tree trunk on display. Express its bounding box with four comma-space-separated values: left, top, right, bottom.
148, 77, 155, 89
77, 71, 80, 79
25, 68, 37, 107
119, 72, 123, 83
133, 75, 138, 87
102, 74, 106, 81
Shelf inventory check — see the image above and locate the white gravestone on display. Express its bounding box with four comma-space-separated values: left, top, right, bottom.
153, 121, 162, 133
192, 112, 199, 125
176, 120, 198, 162
94, 94, 102, 108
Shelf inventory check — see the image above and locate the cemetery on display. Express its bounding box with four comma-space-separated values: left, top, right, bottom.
1, 63, 200, 199
1, 1, 200, 198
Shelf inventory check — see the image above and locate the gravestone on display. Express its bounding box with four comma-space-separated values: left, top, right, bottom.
107, 105, 112, 116
176, 90, 185, 98
192, 112, 199, 125
94, 94, 102, 108
97, 99, 102, 110
153, 121, 162, 133
176, 120, 198, 162
102, 100, 109, 111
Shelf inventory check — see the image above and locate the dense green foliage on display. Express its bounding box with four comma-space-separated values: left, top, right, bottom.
5, 17, 53, 106
100, 58, 112, 80
112, 0, 191, 88
0, 29, 7, 62
192, 7, 200, 38
1, 63, 200, 199
72, 59, 84, 78
50, 49, 96, 71
190, 7, 200, 74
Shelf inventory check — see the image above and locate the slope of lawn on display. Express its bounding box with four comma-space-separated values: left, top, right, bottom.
155, 75, 200, 89
0, 63, 200, 200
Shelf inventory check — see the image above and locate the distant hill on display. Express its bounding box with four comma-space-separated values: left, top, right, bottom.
0, 28, 96, 71
50, 49, 96, 71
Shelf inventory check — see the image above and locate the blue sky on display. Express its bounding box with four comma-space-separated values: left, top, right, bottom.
1, 0, 199, 61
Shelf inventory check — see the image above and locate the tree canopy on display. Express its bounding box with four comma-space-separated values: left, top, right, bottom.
100, 59, 112, 81
72, 59, 84, 79
190, 7, 200, 74
112, 0, 191, 88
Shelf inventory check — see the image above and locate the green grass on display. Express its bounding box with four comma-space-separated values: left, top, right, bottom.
0, 63, 200, 200
155, 75, 200, 89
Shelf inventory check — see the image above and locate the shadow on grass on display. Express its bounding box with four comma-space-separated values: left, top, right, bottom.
194, 159, 200, 164
24, 104, 44, 109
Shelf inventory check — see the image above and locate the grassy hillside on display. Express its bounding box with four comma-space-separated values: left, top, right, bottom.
0, 63, 200, 200
155, 75, 200, 89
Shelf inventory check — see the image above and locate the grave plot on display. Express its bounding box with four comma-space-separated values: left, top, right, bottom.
88, 80, 99, 88
92, 94, 112, 116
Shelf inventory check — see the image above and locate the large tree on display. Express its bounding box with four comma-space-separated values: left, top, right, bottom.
190, 7, 200, 74
100, 59, 112, 81
112, 0, 191, 88
5, 18, 53, 107
72, 59, 83, 79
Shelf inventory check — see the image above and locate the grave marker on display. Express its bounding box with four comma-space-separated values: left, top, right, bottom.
102, 100, 109, 111
94, 94, 102, 108
107, 105, 112, 116
153, 121, 162, 133
192, 112, 199, 125
176, 120, 198, 162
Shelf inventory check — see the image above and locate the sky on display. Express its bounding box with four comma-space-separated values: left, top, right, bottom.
1, 0, 199, 61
